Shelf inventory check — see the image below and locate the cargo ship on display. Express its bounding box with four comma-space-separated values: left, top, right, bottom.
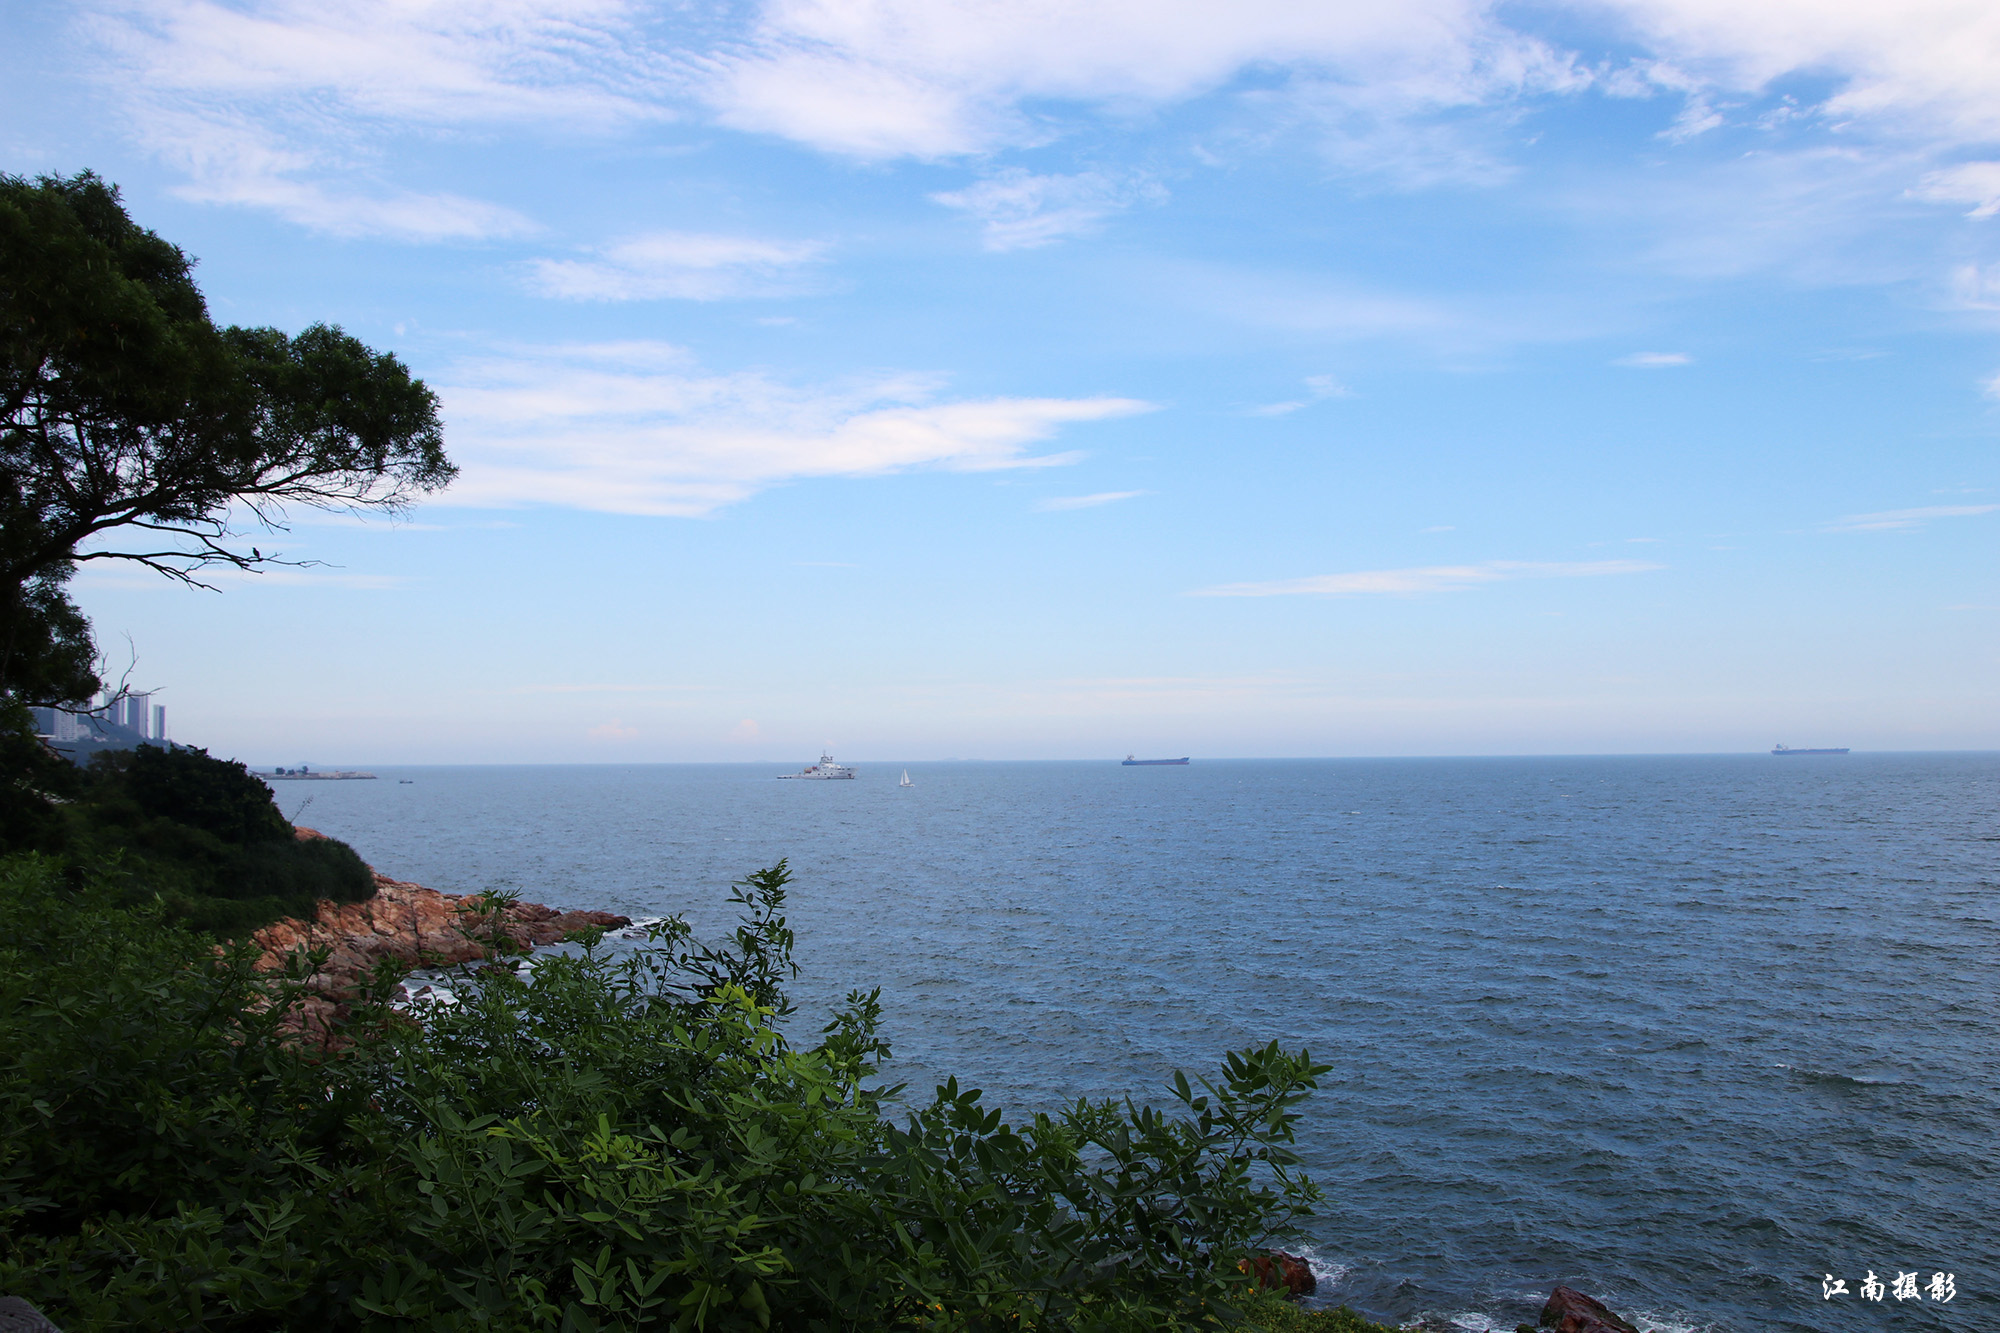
1122, 755, 1190, 766
1770, 744, 1849, 756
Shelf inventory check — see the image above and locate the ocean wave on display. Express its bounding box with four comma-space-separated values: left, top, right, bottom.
1290, 1243, 1349, 1289
1776, 1063, 1904, 1088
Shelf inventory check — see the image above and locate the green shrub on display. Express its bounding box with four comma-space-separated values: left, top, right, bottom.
0, 856, 1331, 1332
43, 743, 374, 932
1240, 1291, 1401, 1333
115, 743, 293, 844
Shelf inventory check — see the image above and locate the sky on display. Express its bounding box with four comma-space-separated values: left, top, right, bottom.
4, 0, 1998, 764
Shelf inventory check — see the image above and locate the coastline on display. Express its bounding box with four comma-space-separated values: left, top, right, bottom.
248, 826, 630, 1030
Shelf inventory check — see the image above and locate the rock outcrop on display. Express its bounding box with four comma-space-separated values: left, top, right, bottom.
1530, 1286, 1641, 1333
1239, 1250, 1318, 1298
244, 827, 631, 1039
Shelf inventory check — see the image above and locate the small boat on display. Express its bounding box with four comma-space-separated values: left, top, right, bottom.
1121, 755, 1190, 766
899, 769, 912, 787
779, 751, 857, 779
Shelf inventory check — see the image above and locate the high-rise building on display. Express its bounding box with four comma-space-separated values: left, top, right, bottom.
28, 707, 87, 742
152, 704, 166, 741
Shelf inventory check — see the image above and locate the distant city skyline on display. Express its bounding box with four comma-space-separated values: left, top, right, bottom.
33, 692, 167, 747
5, 1, 1996, 762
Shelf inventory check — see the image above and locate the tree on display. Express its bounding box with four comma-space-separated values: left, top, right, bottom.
0, 171, 454, 705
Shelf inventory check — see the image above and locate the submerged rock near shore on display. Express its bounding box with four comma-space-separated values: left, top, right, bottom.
246, 827, 630, 1030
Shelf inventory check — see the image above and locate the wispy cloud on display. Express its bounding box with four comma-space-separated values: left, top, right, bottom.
706, 1, 1569, 161
1192, 559, 1663, 597
1821, 504, 2000, 532
1249, 374, 1354, 416
138, 108, 537, 240
1035, 490, 1150, 512
930, 170, 1162, 250
527, 231, 828, 301
1912, 161, 2000, 218
78, 0, 2000, 247
1595, 1, 2000, 148
85, 0, 652, 238
435, 341, 1155, 516
1614, 351, 1693, 368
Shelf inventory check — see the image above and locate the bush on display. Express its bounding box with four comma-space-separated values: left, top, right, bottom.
1239, 1292, 1400, 1333
0, 857, 1332, 1332
116, 742, 292, 844
0, 699, 82, 857
30, 743, 375, 933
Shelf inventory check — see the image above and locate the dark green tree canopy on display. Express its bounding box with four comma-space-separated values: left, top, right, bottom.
0, 170, 454, 703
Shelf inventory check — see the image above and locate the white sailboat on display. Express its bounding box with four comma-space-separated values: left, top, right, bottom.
899, 769, 912, 787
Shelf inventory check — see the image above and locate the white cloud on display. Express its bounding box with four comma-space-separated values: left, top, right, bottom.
76, 0, 2000, 260
1615, 351, 1693, 367
1822, 504, 2000, 533
1950, 265, 2000, 312
85, 0, 654, 237
1035, 490, 1150, 512
1192, 559, 1663, 597
88, 0, 653, 125
527, 231, 828, 300
434, 341, 1155, 515
1913, 161, 2000, 218
81, 0, 2000, 252
703, 0, 1578, 160
1249, 373, 1356, 416
134, 108, 538, 240
1586, 0, 2000, 145
931, 170, 1162, 250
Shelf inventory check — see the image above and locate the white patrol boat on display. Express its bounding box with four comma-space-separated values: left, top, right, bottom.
779, 751, 856, 779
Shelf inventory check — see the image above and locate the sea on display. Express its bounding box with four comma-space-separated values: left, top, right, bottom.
282, 754, 1998, 1333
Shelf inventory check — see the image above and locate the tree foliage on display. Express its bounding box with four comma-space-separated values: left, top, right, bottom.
0, 734, 372, 932
0, 857, 1339, 1332
0, 170, 454, 703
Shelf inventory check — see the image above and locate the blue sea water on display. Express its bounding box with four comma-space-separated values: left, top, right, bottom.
286, 754, 1999, 1333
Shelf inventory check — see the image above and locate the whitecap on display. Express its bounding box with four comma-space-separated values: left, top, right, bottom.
1289, 1243, 1349, 1289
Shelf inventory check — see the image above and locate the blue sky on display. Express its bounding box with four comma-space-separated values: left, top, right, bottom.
5, 0, 1998, 762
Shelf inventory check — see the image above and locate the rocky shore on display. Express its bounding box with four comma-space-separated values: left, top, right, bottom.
247, 827, 631, 1034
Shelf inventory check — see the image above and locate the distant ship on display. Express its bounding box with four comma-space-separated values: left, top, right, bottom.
264, 765, 376, 780
1771, 744, 1849, 756
1122, 755, 1190, 766
779, 752, 856, 779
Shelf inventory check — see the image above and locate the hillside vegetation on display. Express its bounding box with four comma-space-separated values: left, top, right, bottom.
1, 711, 373, 934
0, 853, 1401, 1332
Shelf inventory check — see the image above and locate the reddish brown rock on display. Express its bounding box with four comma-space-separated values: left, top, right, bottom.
252, 870, 625, 972
1537, 1286, 1640, 1333
1239, 1250, 1317, 1298
243, 837, 630, 1043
